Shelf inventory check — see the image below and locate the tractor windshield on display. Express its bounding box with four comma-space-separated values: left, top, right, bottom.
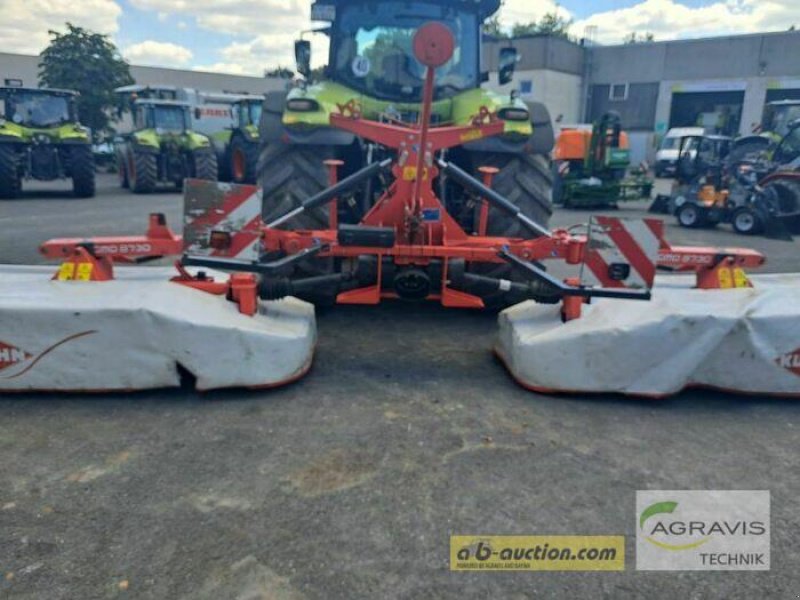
242, 102, 262, 127
765, 103, 800, 137
775, 125, 800, 164
149, 105, 189, 132
4, 91, 71, 128
331, 1, 479, 101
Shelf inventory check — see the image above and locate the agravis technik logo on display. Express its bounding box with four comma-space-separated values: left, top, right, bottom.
636, 491, 770, 571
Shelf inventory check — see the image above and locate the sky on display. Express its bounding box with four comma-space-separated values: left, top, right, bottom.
1, 0, 798, 76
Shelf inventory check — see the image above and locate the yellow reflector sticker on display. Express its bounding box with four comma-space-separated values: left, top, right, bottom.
76, 263, 94, 281
402, 166, 429, 181
57, 262, 76, 281
450, 535, 625, 571
460, 129, 483, 143
718, 268, 733, 289
733, 268, 750, 288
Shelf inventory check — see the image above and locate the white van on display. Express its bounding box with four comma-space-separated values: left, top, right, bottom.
655, 127, 704, 177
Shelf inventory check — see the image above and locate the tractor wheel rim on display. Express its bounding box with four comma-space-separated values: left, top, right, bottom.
736, 212, 755, 231
680, 206, 697, 226
232, 148, 245, 181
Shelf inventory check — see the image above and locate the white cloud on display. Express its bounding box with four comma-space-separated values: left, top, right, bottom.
0, 0, 122, 55
125, 40, 193, 67
128, 0, 310, 36
497, 0, 573, 31
125, 0, 800, 75
572, 0, 800, 45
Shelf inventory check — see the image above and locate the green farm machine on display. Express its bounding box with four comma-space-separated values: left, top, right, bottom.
115, 87, 217, 194
552, 112, 652, 208
255, 0, 556, 305
0, 86, 95, 199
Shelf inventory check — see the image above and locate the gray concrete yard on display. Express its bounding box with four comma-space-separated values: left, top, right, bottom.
0, 175, 798, 599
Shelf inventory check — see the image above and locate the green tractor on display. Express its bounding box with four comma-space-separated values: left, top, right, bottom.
257, 0, 555, 299
0, 86, 95, 199
116, 98, 217, 194
216, 97, 262, 184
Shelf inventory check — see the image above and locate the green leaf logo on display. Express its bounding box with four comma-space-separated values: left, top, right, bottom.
640, 501, 710, 551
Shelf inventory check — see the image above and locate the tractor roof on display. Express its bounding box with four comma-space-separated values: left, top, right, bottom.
0, 86, 77, 96
767, 100, 800, 107
134, 99, 190, 108
116, 84, 177, 93
312, 0, 501, 19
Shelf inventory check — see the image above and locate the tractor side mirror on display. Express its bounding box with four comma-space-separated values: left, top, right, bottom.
498, 47, 518, 86
295, 40, 312, 78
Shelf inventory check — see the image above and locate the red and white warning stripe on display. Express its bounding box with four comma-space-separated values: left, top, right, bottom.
183, 180, 263, 261
580, 217, 664, 290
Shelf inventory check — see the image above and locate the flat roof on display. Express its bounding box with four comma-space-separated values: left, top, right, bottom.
0, 86, 77, 95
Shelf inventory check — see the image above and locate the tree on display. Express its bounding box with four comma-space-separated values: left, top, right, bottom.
535, 13, 573, 38
511, 22, 539, 37
483, 15, 509, 38
624, 32, 656, 44
39, 23, 133, 140
265, 67, 295, 79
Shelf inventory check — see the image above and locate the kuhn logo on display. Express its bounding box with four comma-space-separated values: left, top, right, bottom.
776, 348, 800, 377
0, 341, 32, 371
0, 331, 96, 380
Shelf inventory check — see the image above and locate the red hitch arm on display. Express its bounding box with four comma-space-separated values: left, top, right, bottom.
40, 213, 183, 263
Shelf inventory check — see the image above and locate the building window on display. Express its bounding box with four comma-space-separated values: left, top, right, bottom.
609, 83, 629, 101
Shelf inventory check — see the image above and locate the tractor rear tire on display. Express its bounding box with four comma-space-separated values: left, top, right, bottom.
129, 147, 157, 194
0, 144, 21, 199
117, 150, 130, 189
192, 149, 218, 182
230, 137, 259, 184
258, 143, 337, 305
764, 178, 800, 217
468, 151, 557, 309
71, 145, 96, 198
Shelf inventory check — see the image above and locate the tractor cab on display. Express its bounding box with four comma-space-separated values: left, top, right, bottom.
300, 0, 512, 102
232, 98, 262, 130
675, 134, 731, 186
134, 100, 191, 134
771, 118, 800, 167
762, 100, 800, 139
0, 87, 77, 129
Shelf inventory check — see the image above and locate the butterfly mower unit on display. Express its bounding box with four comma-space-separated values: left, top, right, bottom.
2, 23, 798, 397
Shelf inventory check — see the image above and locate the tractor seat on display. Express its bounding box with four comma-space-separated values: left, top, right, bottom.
380, 54, 421, 90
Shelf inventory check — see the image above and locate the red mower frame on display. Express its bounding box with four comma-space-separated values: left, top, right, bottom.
39, 22, 767, 321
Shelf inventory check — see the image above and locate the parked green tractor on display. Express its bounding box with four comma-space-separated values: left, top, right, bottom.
256, 0, 555, 305
116, 98, 217, 194
0, 86, 95, 199
215, 97, 262, 184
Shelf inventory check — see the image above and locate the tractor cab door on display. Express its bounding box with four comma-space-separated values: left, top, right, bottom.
676, 136, 702, 183
772, 121, 800, 167
134, 105, 150, 130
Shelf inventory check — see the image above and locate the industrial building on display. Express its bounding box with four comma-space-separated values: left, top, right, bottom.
0, 51, 282, 97
484, 29, 800, 162
3, 27, 800, 162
